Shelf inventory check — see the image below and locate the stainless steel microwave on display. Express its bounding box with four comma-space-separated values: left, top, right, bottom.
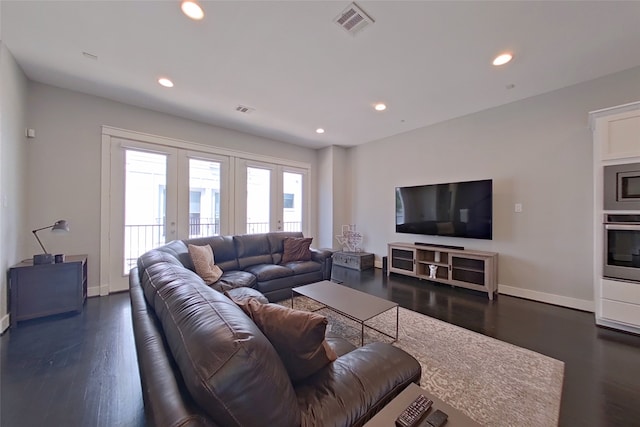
604, 163, 640, 210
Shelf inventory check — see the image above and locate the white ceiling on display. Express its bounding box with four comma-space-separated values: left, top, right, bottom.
3, 1, 640, 149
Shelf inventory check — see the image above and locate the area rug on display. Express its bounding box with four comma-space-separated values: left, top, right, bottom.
280, 297, 564, 427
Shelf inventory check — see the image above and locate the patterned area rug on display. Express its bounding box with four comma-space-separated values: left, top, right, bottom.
280, 297, 564, 427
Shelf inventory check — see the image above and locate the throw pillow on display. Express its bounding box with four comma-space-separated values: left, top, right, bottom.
188, 244, 223, 285
281, 237, 313, 264
241, 299, 337, 382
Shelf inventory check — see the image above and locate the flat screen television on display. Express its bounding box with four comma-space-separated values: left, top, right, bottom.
395, 179, 493, 239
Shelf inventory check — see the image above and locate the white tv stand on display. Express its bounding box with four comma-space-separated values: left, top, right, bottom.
387, 242, 498, 300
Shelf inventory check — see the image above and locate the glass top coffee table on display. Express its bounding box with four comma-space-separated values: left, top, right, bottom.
292, 280, 398, 346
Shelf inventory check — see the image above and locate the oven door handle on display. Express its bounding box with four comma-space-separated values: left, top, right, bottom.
605, 224, 640, 231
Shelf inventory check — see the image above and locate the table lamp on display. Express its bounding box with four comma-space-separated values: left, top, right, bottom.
32, 220, 70, 264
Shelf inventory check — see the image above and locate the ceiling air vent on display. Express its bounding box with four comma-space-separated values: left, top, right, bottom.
334, 2, 374, 36
235, 105, 255, 114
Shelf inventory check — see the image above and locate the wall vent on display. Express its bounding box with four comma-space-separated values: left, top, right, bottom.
235, 105, 255, 114
334, 2, 374, 36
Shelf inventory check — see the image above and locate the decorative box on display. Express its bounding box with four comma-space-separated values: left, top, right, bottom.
333, 251, 374, 271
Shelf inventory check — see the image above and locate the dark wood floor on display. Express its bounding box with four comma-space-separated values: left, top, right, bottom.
2, 266, 640, 426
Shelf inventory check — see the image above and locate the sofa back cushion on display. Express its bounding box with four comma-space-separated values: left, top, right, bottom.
140, 262, 300, 427
234, 234, 273, 269
184, 235, 239, 272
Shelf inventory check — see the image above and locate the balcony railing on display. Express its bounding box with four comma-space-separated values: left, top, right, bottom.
124, 223, 165, 274
189, 218, 220, 238
283, 221, 301, 232
247, 221, 301, 233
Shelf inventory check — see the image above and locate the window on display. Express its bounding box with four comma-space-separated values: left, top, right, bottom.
283, 193, 295, 209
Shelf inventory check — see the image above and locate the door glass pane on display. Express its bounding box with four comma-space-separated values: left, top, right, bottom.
283, 171, 302, 232
124, 150, 167, 274
189, 159, 221, 237
247, 167, 270, 234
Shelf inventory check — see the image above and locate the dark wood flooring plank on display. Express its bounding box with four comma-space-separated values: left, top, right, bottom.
1, 293, 145, 427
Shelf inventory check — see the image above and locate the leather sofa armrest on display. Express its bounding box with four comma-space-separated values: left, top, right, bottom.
310, 248, 334, 280
310, 248, 333, 261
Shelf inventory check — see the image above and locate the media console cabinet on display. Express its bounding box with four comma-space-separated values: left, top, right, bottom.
387, 243, 498, 300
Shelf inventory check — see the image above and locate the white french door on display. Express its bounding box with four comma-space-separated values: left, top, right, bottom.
101, 127, 310, 295
108, 140, 178, 292
235, 159, 308, 235
106, 139, 229, 292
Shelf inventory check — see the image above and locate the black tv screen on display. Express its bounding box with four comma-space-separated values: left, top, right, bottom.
395, 179, 493, 239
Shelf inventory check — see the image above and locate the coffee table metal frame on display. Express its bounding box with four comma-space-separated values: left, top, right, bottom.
292, 280, 399, 346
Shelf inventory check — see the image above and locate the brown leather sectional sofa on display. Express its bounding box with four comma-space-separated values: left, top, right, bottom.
141, 231, 332, 301
129, 231, 422, 426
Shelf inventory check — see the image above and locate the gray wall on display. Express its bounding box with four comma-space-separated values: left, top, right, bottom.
0, 43, 28, 331
25, 82, 319, 295
348, 66, 640, 309
15, 61, 640, 312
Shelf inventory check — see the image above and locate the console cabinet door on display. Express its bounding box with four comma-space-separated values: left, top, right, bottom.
389, 247, 416, 276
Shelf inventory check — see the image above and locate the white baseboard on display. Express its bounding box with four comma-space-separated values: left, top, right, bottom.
375, 263, 592, 312
88, 284, 111, 297
596, 316, 640, 334
499, 284, 594, 312
1, 314, 10, 333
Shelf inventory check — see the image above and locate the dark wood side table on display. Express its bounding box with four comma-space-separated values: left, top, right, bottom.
9, 255, 87, 328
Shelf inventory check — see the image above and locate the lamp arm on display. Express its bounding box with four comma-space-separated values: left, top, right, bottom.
32, 225, 54, 233
32, 229, 49, 254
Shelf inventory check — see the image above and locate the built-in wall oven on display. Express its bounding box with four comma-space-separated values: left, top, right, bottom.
604, 214, 640, 282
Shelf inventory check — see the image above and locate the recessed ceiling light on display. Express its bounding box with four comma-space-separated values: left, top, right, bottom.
316, 128, 325, 134
374, 103, 387, 111
158, 78, 174, 88
181, 1, 204, 20
493, 53, 513, 66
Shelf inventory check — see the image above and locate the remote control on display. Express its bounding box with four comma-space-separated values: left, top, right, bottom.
395, 394, 433, 427
423, 409, 448, 427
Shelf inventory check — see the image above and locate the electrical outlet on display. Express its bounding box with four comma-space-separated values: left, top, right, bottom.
515, 203, 523, 213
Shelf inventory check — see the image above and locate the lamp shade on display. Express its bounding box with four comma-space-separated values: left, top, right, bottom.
52, 220, 70, 232
32, 220, 70, 263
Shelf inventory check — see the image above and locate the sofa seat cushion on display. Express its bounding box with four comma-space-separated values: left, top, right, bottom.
281, 260, 322, 275
211, 270, 256, 292
245, 263, 294, 282
225, 286, 269, 305
143, 262, 301, 427
295, 342, 421, 427
325, 333, 356, 357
